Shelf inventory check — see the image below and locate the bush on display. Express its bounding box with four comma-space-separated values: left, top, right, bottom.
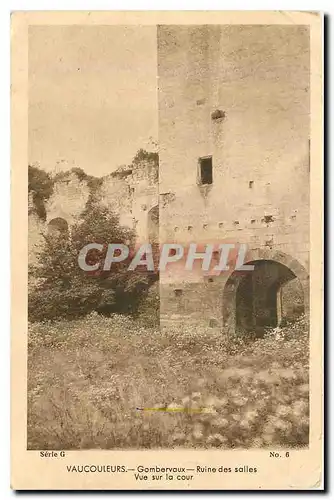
28, 165, 54, 221
29, 204, 156, 322
28, 315, 309, 449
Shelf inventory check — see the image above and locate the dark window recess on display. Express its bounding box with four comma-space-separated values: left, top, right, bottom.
174, 289, 183, 297
199, 157, 213, 185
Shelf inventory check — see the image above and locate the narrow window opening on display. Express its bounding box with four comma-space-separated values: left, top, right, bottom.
174, 289, 183, 297
199, 156, 213, 185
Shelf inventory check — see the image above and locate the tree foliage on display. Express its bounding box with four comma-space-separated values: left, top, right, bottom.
28, 147, 160, 322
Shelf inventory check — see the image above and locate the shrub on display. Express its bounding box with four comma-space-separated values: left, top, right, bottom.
28, 315, 309, 449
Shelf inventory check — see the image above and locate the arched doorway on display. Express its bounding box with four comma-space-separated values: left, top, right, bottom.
47, 217, 69, 236
222, 250, 309, 335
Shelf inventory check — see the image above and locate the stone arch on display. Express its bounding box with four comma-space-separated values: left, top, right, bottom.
47, 217, 69, 236
222, 248, 309, 335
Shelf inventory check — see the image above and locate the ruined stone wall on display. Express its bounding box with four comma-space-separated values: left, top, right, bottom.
127, 159, 159, 243
28, 191, 45, 265
158, 25, 310, 328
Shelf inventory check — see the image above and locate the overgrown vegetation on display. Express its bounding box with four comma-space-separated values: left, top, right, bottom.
28, 315, 309, 450
28, 150, 160, 322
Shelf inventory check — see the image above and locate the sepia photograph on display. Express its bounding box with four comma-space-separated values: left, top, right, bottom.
27, 22, 310, 451
11, 10, 323, 490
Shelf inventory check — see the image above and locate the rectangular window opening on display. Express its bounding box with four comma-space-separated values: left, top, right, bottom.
199, 156, 213, 185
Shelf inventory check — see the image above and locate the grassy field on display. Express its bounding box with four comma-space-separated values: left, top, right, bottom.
28, 314, 309, 449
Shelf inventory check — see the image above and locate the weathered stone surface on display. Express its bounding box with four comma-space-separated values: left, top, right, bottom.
158, 25, 310, 331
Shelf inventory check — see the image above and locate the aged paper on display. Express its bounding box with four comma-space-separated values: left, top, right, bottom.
11, 11, 323, 490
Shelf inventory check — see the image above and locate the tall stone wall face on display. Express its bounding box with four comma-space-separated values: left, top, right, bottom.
158, 25, 310, 328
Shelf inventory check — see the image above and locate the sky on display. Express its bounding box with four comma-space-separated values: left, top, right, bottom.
29, 25, 158, 176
